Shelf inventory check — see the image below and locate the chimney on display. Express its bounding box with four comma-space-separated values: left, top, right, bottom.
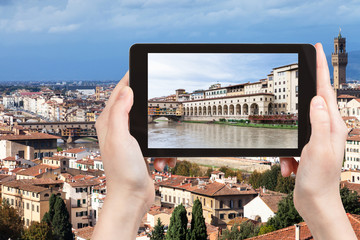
294, 224, 300, 240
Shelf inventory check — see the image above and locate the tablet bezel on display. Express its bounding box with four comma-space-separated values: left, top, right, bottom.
129, 43, 316, 157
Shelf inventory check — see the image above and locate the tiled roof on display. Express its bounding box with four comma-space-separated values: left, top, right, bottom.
67, 179, 100, 187
0, 133, 61, 140
247, 214, 360, 239
2, 179, 48, 193
62, 148, 87, 154
74, 226, 94, 239
158, 176, 187, 188
147, 206, 174, 216
2, 157, 17, 161
16, 164, 59, 177
43, 156, 68, 160
260, 194, 286, 212
347, 135, 360, 141
11, 168, 26, 174
341, 181, 360, 194
190, 182, 256, 197
338, 94, 356, 99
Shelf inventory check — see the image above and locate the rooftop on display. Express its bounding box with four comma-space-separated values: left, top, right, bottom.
0, 132, 61, 141
16, 164, 59, 177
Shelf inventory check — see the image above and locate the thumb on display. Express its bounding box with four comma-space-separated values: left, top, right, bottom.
107, 86, 133, 138
308, 96, 331, 145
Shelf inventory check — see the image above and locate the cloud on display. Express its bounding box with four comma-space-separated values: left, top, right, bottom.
48, 24, 80, 33
148, 53, 297, 98
1, 0, 360, 35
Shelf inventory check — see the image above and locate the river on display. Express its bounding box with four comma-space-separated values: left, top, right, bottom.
148, 121, 297, 148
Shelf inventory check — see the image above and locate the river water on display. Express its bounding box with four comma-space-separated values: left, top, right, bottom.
148, 121, 297, 148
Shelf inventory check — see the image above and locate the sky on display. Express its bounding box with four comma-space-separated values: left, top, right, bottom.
148, 53, 298, 98
0, 0, 360, 82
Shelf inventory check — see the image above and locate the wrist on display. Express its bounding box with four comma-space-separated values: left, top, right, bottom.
296, 193, 356, 240
93, 193, 152, 240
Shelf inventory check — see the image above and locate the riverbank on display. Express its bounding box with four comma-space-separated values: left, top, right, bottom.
181, 120, 298, 129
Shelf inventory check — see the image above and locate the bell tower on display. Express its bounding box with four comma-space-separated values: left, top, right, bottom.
332, 28, 348, 90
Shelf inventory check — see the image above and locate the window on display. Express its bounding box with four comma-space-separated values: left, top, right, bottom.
77, 199, 81, 207
32, 204, 34, 211
83, 199, 86, 204
220, 201, 224, 209
203, 198, 205, 206
220, 214, 225, 219
165, 195, 167, 202
27, 203, 29, 209
37, 205, 39, 212
238, 200, 242, 208
78, 223, 83, 228
230, 200, 234, 209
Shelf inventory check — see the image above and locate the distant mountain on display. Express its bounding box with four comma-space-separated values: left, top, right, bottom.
327, 50, 360, 82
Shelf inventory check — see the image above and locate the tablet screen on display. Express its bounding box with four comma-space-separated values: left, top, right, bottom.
147, 53, 298, 149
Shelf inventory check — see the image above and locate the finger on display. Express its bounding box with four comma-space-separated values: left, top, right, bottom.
280, 158, 294, 177
314, 43, 344, 132
308, 96, 331, 145
106, 71, 129, 110
107, 86, 133, 138
166, 158, 177, 168
154, 159, 167, 172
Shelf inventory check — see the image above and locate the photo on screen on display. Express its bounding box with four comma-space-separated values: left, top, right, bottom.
148, 53, 298, 149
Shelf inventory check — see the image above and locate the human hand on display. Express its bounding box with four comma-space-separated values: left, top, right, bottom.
280, 43, 356, 239
93, 72, 176, 239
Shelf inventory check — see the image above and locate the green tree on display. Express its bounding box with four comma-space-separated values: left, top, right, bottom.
49, 193, 57, 221
42, 212, 51, 226
150, 218, 165, 240
258, 224, 275, 235
267, 192, 302, 230
52, 197, 73, 240
0, 200, 23, 240
205, 167, 213, 177
236, 170, 244, 183
166, 204, 188, 240
248, 170, 262, 189
189, 163, 201, 177
189, 199, 207, 240
57, 147, 63, 152
340, 187, 360, 214
218, 166, 236, 178
260, 165, 281, 191
22, 221, 53, 240
275, 174, 295, 194
219, 221, 259, 240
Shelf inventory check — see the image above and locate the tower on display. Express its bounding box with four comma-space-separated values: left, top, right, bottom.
332, 29, 348, 90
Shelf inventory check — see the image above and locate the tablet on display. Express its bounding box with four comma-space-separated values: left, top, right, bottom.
129, 44, 316, 157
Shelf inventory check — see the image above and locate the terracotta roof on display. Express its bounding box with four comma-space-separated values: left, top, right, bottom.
338, 94, 356, 99
341, 181, 360, 194
16, 164, 59, 177
147, 206, 174, 216
43, 156, 69, 160
67, 179, 100, 187
347, 135, 360, 141
211, 171, 223, 174
247, 214, 360, 239
260, 194, 286, 212
76, 159, 94, 165
74, 226, 94, 239
343, 116, 358, 121
158, 176, 187, 188
0, 133, 60, 140
11, 168, 26, 174
2, 157, 17, 161
2, 180, 49, 193
189, 182, 256, 197
62, 148, 87, 154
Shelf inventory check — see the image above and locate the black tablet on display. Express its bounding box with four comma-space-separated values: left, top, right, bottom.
129, 44, 316, 157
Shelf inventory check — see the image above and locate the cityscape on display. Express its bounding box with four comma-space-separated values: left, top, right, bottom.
148, 54, 299, 148
1, 32, 360, 239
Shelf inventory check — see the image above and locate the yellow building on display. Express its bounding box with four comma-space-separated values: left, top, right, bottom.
1, 179, 64, 227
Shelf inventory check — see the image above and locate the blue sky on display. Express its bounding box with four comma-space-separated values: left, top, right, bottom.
0, 0, 359, 82
148, 53, 297, 98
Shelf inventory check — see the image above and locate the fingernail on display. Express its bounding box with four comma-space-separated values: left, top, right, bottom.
118, 86, 129, 98
312, 96, 325, 109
